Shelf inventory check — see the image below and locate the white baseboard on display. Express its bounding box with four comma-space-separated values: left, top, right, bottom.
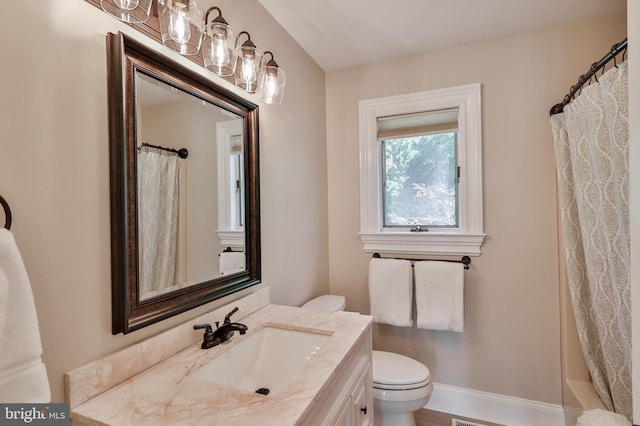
425, 382, 568, 426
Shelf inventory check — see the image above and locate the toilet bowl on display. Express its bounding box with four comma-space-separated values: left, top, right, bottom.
372, 350, 432, 426
301, 295, 433, 426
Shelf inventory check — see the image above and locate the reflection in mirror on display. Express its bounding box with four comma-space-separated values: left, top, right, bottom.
108, 32, 260, 334
135, 73, 245, 301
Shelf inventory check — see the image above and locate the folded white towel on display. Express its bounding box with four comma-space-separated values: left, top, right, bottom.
368, 258, 412, 327
414, 261, 464, 332
219, 251, 245, 275
0, 229, 50, 402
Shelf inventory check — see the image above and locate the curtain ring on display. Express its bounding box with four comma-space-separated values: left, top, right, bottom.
590, 63, 599, 83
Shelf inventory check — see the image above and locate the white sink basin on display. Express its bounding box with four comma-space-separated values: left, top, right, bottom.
190, 326, 330, 395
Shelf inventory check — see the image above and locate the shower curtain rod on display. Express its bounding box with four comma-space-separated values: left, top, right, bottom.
140, 142, 189, 159
550, 38, 627, 116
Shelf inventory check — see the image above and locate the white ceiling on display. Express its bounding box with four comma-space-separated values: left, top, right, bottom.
258, 0, 626, 71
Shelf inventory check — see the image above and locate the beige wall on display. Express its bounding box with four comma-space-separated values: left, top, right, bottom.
326, 15, 626, 404
0, 0, 328, 402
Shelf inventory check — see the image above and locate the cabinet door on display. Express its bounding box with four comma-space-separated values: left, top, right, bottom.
332, 396, 353, 426
353, 365, 372, 425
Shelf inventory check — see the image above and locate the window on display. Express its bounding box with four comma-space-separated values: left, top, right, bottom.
359, 84, 484, 255
217, 120, 245, 250
380, 108, 459, 229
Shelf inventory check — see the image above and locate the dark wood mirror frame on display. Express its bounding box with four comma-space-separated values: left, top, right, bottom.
107, 32, 261, 334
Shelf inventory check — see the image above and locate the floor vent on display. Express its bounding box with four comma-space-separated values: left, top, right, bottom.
452, 419, 487, 426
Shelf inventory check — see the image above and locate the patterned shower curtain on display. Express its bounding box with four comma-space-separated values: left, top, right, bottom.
137, 151, 180, 298
549, 62, 631, 420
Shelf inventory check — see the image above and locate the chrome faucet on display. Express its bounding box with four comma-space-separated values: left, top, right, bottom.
193, 307, 247, 349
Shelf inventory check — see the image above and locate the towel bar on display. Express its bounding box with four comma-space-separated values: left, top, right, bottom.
372, 253, 471, 270
0, 195, 11, 230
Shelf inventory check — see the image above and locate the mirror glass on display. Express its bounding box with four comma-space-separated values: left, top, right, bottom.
136, 73, 245, 300
108, 32, 261, 334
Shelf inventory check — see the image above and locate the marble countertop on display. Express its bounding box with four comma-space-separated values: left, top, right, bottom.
69, 303, 372, 426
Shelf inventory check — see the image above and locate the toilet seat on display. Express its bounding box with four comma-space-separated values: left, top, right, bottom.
372, 350, 431, 391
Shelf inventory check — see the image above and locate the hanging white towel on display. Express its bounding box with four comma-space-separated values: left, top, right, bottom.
368, 258, 412, 327
0, 229, 50, 402
219, 251, 245, 275
414, 261, 464, 332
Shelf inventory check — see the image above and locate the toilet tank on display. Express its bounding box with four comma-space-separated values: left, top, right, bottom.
301, 295, 346, 312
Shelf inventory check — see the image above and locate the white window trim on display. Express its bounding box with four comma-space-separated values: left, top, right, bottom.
358, 83, 485, 256
216, 120, 244, 250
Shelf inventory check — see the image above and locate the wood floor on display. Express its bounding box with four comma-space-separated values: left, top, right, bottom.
414, 408, 504, 426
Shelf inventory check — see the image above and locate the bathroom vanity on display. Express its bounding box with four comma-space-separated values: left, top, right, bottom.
65, 288, 373, 425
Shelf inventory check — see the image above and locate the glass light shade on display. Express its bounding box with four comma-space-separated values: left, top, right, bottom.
203, 22, 235, 76
100, 0, 152, 23
233, 45, 262, 93
258, 65, 286, 104
157, 0, 204, 56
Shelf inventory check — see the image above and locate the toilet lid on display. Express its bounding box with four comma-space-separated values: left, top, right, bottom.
301, 295, 346, 311
372, 351, 431, 388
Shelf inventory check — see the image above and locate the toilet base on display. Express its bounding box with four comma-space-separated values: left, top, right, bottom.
373, 409, 416, 426
373, 394, 430, 426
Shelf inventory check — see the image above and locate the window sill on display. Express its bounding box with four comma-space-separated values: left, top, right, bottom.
217, 230, 244, 251
359, 232, 485, 256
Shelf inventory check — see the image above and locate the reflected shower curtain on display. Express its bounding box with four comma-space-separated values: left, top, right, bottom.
550, 62, 631, 419
137, 151, 180, 297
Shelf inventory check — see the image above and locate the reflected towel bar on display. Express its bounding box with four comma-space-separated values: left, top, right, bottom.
222, 247, 243, 253
372, 252, 471, 270
140, 142, 189, 159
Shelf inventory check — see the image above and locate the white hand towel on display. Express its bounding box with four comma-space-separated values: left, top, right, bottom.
368, 258, 412, 327
414, 261, 464, 332
219, 251, 245, 275
0, 229, 51, 402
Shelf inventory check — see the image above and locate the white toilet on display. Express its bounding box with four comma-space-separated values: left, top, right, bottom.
301, 295, 433, 426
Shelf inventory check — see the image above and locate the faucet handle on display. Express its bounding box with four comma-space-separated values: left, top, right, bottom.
193, 324, 217, 349
223, 306, 239, 325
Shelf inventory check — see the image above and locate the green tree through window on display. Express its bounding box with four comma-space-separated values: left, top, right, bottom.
382, 132, 457, 227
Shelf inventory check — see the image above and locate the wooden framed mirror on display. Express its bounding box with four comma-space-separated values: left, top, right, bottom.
107, 32, 260, 334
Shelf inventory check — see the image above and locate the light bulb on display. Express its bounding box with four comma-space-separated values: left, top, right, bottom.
114, 0, 139, 10
240, 54, 257, 84
169, 2, 191, 44
212, 33, 230, 66
264, 74, 278, 104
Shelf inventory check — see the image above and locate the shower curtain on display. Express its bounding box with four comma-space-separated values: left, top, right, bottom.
137, 151, 180, 298
550, 62, 631, 419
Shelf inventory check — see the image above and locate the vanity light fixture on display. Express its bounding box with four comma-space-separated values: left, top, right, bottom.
157, 0, 204, 55
100, 0, 152, 23
94, 0, 287, 103
233, 31, 263, 94
258, 51, 286, 105
202, 7, 235, 76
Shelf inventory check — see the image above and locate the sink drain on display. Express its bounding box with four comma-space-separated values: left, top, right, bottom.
255, 388, 270, 395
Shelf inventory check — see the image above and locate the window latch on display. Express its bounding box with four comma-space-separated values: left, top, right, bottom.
410, 225, 428, 232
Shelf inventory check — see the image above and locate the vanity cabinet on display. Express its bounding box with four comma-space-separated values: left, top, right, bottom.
332, 365, 372, 426
302, 326, 373, 426
67, 301, 374, 426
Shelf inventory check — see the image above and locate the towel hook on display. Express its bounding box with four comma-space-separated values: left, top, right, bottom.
0, 195, 12, 230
